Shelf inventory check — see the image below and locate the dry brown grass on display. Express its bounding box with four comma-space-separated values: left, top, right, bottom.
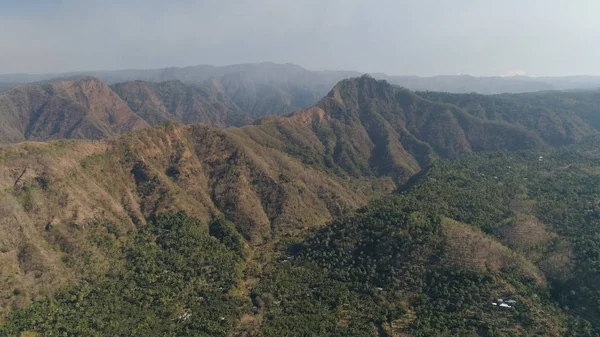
0, 122, 393, 316
497, 214, 555, 251
442, 218, 546, 285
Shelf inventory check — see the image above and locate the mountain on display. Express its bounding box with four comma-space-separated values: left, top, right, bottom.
4, 63, 600, 128
111, 80, 252, 127
0, 78, 264, 144
3, 132, 600, 336
254, 138, 600, 336
0, 77, 149, 143
248, 76, 596, 184
0, 121, 397, 318
3, 62, 600, 100
0, 63, 360, 118
419, 89, 600, 133
1, 76, 600, 335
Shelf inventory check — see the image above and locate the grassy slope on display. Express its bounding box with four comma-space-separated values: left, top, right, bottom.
0, 78, 149, 144
1, 77, 600, 335
1, 135, 600, 336
0, 122, 395, 317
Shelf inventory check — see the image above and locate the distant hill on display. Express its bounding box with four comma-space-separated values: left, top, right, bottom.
111, 80, 251, 127
0, 77, 149, 143
3, 64, 600, 129
419, 89, 600, 132
374, 74, 555, 93
3, 62, 600, 101
1, 75, 599, 154
0, 83, 17, 93
0, 78, 258, 144
0, 63, 361, 118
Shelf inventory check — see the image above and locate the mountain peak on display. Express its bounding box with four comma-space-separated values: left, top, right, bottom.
323, 75, 413, 111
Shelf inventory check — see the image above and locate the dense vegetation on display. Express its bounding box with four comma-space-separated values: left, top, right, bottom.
0, 212, 249, 336
253, 136, 600, 336
2, 76, 600, 336
420, 90, 600, 143
4, 137, 600, 336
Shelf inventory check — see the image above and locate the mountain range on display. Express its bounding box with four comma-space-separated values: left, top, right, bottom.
1, 74, 599, 147
3, 62, 600, 96
0, 78, 149, 143
1, 74, 600, 335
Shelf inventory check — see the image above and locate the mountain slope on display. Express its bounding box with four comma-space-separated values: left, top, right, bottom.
252, 137, 600, 336
420, 90, 600, 137
1, 77, 600, 335
244, 76, 596, 185
256, 203, 562, 336
0, 78, 149, 143
111, 80, 252, 127
0, 63, 355, 118
0, 122, 396, 317
7, 132, 600, 335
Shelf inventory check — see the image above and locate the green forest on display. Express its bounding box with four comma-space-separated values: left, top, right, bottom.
3, 134, 600, 336
1, 213, 249, 336
2, 76, 600, 336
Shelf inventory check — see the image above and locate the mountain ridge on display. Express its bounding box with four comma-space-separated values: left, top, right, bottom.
4, 62, 600, 96
0, 77, 149, 143
248, 75, 596, 184
1, 75, 600, 335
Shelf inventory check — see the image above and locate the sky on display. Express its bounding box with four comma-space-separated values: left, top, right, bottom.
1, 0, 599, 76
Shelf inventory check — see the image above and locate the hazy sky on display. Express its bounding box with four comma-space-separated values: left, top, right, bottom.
1, 0, 599, 76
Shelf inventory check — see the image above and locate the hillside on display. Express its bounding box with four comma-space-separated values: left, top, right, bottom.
3, 137, 600, 336
420, 90, 600, 134
1, 77, 600, 335
111, 80, 251, 127
2, 75, 599, 148
246, 76, 596, 184
0, 78, 149, 143
0, 63, 354, 118
0, 122, 397, 318
0, 78, 258, 144
249, 137, 600, 336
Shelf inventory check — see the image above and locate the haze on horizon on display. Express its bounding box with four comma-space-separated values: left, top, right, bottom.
1, 0, 599, 77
